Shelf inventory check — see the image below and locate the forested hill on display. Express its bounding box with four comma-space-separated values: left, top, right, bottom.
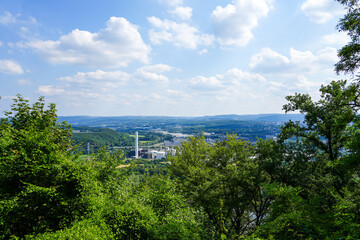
71, 126, 172, 154
71, 127, 134, 149
59, 114, 304, 142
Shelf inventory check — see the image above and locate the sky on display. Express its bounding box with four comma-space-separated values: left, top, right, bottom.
0, 0, 351, 116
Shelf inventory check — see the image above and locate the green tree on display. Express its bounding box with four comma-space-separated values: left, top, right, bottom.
168, 135, 272, 239
336, 0, 360, 74
280, 80, 359, 161
102, 173, 206, 240
252, 80, 360, 239
0, 95, 99, 239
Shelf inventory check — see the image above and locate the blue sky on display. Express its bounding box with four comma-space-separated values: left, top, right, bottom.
0, 0, 350, 116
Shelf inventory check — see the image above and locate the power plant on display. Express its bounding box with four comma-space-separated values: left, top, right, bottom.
135, 131, 139, 159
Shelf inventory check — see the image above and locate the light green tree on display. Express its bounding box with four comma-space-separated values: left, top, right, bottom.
168, 135, 272, 239
336, 0, 360, 75
0, 95, 100, 239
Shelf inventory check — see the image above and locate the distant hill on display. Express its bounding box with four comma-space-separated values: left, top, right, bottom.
58, 114, 304, 126
198, 114, 304, 122
58, 114, 304, 142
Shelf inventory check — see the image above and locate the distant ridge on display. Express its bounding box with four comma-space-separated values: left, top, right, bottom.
198, 114, 304, 122
58, 114, 304, 126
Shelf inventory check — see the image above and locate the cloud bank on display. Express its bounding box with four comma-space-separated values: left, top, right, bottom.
28, 17, 151, 68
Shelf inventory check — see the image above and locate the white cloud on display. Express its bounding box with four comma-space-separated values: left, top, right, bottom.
148, 16, 214, 49
38, 85, 65, 96
28, 17, 151, 68
301, 0, 344, 24
59, 70, 130, 86
313, 47, 339, 63
0, 41, 3, 46
249, 47, 338, 74
189, 75, 223, 90
189, 67, 266, 92
0, 11, 37, 27
322, 32, 350, 46
0, 96, 17, 100
17, 79, 31, 85
37, 86, 113, 101
0, 59, 24, 74
199, 49, 208, 55
150, 93, 165, 101
225, 67, 266, 85
139, 64, 173, 73
211, 0, 272, 46
0, 12, 17, 25
250, 48, 290, 73
290, 47, 338, 72
167, 89, 191, 99
289, 48, 317, 67
158, 0, 183, 7
169, 6, 193, 20
58, 64, 173, 94
295, 75, 324, 91
134, 68, 170, 84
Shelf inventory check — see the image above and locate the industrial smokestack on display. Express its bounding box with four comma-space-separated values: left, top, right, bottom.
135, 131, 139, 159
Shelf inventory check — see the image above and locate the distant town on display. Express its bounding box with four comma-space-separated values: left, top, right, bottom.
66, 114, 304, 158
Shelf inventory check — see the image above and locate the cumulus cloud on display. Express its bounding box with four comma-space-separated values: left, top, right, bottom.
291, 47, 338, 72
138, 63, 173, 73
0, 12, 17, 25
0, 96, 17, 100
148, 16, 214, 49
169, 6, 193, 20
167, 89, 191, 99
301, 0, 344, 24
295, 75, 325, 91
17, 79, 31, 85
158, 0, 183, 7
59, 70, 130, 86
38, 85, 65, 96
249, 48, 290, 73
58, 64, 173, 93
189, 67, 266, 93
133, 64, 173, 84
322, 32, 350, 46
0, 59, 24, 74
41, 63, 178, 114
198, 49, 208, 55
37, 86, 111, 102
249, 47, 338, 74
187, 67, 267, 102
189, 76, 223, 90
0, 11, 37, 27
134, 68, 170, 84
27, 17, 151, 68
211, 0, 272, 46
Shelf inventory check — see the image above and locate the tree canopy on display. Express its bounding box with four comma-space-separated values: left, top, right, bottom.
2, 1, 360, 239
336, 0, 360, 74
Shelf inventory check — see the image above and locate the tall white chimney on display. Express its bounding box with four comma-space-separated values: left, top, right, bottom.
135, 131, 139, 159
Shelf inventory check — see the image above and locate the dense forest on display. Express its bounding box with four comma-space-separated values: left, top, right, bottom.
1, 0, 360, 239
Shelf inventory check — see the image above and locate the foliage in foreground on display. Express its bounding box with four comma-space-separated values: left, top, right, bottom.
1, 78, 360, 239
0, 96, 206, 239
2, 1, 360, 237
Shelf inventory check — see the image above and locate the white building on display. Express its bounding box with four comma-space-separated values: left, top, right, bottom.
151, 150, 166, 159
